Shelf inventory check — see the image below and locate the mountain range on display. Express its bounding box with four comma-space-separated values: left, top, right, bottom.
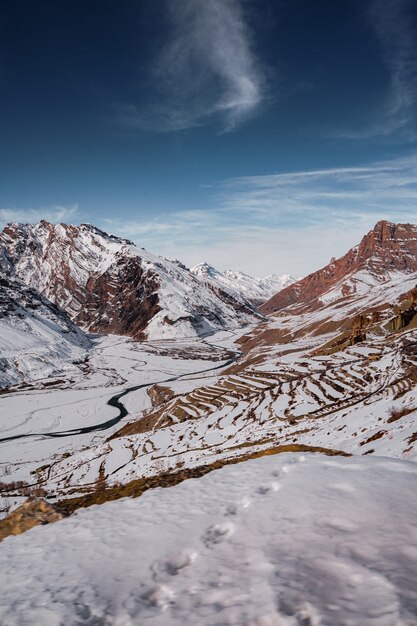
191, 261, 295, 306
1, 219, 417, 390
0, 221, 264, 345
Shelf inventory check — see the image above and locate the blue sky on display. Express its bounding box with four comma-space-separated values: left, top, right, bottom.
1, 0, 417, 276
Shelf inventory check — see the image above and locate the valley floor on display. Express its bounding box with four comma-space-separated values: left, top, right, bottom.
0, 329, 243, 514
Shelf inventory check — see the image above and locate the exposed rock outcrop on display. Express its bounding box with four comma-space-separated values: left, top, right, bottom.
0, 498, 66, 542
388, 285, 417, 332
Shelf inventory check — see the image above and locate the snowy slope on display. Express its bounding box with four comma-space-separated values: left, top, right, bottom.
0, 222, 262, 340
0, 275, 90, 388
192, 261, 295, 305
1, 453, 417, 625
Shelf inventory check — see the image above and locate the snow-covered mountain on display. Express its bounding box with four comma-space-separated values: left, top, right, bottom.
191, 261, 295, 305
0, 274, 90, 388
0, 221, 262, 341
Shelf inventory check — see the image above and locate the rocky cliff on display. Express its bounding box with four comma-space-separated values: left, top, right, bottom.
262, 221, 417, 314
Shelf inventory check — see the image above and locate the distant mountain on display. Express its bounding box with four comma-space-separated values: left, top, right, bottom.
191, 261, 295, 306
0, 274, 90, 388
262, 221, 417, 316
0, 221, 262, 341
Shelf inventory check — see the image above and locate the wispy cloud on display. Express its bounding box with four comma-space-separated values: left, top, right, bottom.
370, 0, 417, 135
120, 0, 265, 132
0, 204, 79, 228
103, 154, 417, 277
221, 156, 417, 219
342, 0, 417, 139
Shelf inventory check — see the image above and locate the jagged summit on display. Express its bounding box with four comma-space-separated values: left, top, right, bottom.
0, 221, 262, 340
3, 220, 134, 246
351, 220, 417, 272
261, 221, 417, 314
191, 262, 221, 279
191, 262, 295, 305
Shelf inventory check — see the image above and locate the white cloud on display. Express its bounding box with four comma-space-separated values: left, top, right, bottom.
102, 154, 417, 277
0, 204, 79, 228
121, 0, 265, 132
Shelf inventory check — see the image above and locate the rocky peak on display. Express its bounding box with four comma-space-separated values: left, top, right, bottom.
191, 262, 221, 279
262, 221, 417, 314
353, 221, 417, 273
191, 262, 296, 306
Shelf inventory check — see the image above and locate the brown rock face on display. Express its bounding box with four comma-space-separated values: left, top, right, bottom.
0, 498, 65, 542
0, 221, 161, 339
262, 221, 417, 314
77, 256, 161, 338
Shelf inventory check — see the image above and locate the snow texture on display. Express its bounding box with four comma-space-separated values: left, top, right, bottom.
1, 453, 417, 625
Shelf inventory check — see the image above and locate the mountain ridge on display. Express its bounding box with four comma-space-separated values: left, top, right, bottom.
0, 273, 90, 387
191, 261, 295, 305
0, 221, 263, 341
261, 220, 417, 315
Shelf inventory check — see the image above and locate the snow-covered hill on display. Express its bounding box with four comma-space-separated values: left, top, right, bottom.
0, 221, 262, 341
0, 275, 90, 388
192, 261, 295, 305
1, 453, 417, 625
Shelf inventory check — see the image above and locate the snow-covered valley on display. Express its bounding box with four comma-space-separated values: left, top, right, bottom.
0, 329, 244, 513
1, 219, 417, 626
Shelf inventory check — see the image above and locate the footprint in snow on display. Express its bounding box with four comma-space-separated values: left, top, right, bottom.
202, 521, 235, 547
225, 496, 251, 516
152, 549, 197, 579
272, 464, 290, 478
141, 584, 174, 610
164, 549, 197, 575
257, 481, 280, 495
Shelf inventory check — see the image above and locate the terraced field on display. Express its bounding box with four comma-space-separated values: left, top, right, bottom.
37, 329, 417, 497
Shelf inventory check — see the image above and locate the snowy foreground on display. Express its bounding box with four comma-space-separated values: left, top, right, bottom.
1, 453, 417, 625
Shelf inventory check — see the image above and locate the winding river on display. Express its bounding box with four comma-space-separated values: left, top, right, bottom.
0, 338, 241, 444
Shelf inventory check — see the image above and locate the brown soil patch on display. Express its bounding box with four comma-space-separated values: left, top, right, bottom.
387, 405, 416, 423
359, 430, 386, 446
57, 444, 349, 516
